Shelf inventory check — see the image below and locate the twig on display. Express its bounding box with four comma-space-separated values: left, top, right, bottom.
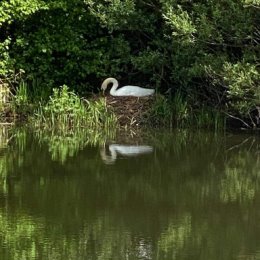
224, 112, 251, 128
227, 137, 252, 151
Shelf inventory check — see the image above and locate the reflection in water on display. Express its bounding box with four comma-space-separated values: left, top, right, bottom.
100, 144, 153, 164
158, 215, 191, 258
0, 127, 259, 260
35, 128, 116, 163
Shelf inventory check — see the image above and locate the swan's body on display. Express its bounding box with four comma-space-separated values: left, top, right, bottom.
100, 144, 153, 164
101, 78, 155, 97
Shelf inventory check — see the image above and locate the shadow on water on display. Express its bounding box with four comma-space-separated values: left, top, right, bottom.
0, 126, 259, 260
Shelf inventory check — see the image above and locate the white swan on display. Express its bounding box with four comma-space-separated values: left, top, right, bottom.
101, 77, 155, 97
100, 144, 153, 164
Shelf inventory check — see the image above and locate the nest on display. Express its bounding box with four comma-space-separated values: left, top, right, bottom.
104, 95, 155, 127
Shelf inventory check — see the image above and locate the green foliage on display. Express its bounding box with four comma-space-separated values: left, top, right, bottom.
193, 107, 225, 130
0, 0, 47, 26
34, 85, 117, 129
205, 61, 259, 127
163, 4, 196, 42
149, 92, 189, 127
0, 39, 13, 76
15, 80, 29, 106
172, 92, 189, 127
88, 0, 136, 32
243, 0, 260, 7
149, 95, 173, 126
223, 62, 259, 116
149, 93, 224, 130
0, 0, 133, 92
0, 0, 259, 127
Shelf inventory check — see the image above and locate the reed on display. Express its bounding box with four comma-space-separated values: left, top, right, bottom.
33, 85, 117, 129
149, 94, 173, 126
85, 98, 117, 129
149, 92, 225, 130
149, 93, 189, 127
15, 80, 29, 106
171, 92, 189, 127
193, 107, 225, 130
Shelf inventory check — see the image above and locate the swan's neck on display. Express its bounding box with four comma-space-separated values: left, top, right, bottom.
109, 146, 117, 160
109, 78, 119, 95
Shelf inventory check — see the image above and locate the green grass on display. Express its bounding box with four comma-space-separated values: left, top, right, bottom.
15, 80, 29, 106
193, 107, 226, 130
33, 85, 117, 130
149, 92, 225, 130
149, 94, 174, 126
10, 82, 225, 131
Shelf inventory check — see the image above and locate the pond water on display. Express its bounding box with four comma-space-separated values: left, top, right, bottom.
0, 127, 259, 260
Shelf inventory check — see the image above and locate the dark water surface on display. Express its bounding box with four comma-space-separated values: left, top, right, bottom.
0, 127, 259, 260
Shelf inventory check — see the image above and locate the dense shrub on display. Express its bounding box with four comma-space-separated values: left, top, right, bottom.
0, 0, 259, 127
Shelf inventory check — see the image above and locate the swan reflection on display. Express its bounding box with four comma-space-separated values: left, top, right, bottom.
100, 144, 153, 164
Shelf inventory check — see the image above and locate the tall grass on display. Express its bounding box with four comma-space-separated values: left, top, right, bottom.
85, 98, 117, 129
33, 85, 117, 129
172, 92, 189, 127
193, 107, 226, 130
149, 94, 174, 126
12, 82, 225, 131
149, 92, 225, 130
149, 93, 189, 127
15, 80, 29, 106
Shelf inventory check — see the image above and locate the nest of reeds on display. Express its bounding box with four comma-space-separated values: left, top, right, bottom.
103, 95, 155, 127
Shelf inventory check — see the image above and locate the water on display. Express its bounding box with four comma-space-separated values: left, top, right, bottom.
0, 127, 259, 260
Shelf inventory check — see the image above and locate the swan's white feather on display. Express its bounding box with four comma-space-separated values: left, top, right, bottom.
113, 85, 155, 97
101, 77, 155, 97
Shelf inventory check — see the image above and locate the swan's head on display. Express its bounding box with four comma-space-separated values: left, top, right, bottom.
101, 79, 109, 91
101, 78, 118, 92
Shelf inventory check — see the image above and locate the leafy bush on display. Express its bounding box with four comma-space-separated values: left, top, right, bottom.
0, 0, 259, 127
34, 85, 117, 129
224, 62, 259, 115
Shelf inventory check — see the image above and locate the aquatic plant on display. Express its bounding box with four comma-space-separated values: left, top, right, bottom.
1, 0, 259, 128
14, 80, 29, 106
85, 97, 117, 129
33, 85, 117, 129
193, 107, 225, 130
149, 94, 174, 126
171, 92, 189, 127
149, 93, 225, 130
